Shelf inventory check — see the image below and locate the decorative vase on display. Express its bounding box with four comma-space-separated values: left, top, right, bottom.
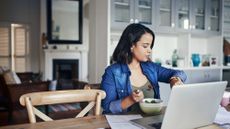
192, 54, 200, 67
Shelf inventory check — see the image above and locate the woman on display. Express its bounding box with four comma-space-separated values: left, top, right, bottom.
101, 23, 187, 114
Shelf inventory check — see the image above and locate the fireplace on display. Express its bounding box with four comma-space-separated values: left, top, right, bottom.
44, 49, 88, 86
53, 59, 79, 90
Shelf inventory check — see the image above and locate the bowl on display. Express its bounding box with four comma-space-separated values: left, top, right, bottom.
139, 98, 163, 115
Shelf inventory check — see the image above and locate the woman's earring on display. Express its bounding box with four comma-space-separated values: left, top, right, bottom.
131, 48, 133, 52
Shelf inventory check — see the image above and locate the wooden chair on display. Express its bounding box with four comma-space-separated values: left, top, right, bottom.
19, 89, 106, 123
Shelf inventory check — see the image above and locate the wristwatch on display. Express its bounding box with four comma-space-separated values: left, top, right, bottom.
169, 76, 181, 82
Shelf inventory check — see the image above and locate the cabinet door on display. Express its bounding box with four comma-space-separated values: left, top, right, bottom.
206, 0, 221, 33
223, 0, 230, 41
111, 0, 135, 29
135, 0, 154, 25
156, 0, 175, 32
175, 0, 191, 31
191, 0, 206, 31
185, 69, 221, 84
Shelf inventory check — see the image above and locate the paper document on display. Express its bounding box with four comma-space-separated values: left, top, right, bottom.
105, 114, 143, 129
214, 106, 230, 129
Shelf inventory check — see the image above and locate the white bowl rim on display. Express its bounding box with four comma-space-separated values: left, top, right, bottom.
140, 98, 163, 104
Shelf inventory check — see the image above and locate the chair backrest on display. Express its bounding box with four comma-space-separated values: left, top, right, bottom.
19, 89, 106, 123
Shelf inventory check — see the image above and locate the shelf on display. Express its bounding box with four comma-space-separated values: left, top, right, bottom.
195, 13, 204, 17
138, 5, 151, 9
210, 16, 218, 19
164, 66, 223, 71
224, 20, 230, 23
178, 10, 189, 15
168, 66, 230, 70
160, 8, 171, 12
114, 2, 129, 6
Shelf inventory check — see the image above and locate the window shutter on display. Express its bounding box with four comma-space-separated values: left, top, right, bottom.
14, 27, 27, 72
0, 27, 10, 67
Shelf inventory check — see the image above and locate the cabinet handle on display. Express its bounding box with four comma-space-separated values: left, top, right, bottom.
130, 19, 134, 23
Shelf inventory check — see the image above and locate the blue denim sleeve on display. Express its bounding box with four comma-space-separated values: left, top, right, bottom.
155, 64, 187, 83
101, 67, 123, 114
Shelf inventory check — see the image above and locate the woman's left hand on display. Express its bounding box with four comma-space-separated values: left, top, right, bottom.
170, 77, 183, 87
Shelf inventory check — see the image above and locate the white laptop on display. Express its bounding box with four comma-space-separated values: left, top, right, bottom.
131, 81, 228, 129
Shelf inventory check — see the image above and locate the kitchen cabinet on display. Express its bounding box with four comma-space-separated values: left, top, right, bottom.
223, 0, 230, 41
175, 0, 222, 34
206, 0, 222, 34
111, 0, 155, 30
184, 69, 222, 83
175, 0, 191, 31
111, 0, 222, 35
155, 0, 175, 33
191, 0, 206, 31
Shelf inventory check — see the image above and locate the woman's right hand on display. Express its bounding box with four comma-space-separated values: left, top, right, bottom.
131, 90, 144, 102
121, 90, 144, 110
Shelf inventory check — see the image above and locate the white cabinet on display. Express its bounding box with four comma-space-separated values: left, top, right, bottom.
111, 0, 155, 30
155, 0, 175, 33
184, 69, 222, 83
111, 0, 222, 35
223, 0, 230, 41
175, 0, 222, 34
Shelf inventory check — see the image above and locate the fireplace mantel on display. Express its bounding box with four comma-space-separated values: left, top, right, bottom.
44, 49, 88, 81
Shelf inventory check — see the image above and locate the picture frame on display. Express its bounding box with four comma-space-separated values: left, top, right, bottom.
209, 56, 218, 67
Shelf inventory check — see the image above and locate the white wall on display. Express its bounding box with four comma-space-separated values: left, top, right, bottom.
88, 0, 110, 83
40, 0, 89, 81
0, 0, 40, 72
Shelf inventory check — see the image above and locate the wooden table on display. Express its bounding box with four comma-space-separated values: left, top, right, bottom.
0, 115, 222, 129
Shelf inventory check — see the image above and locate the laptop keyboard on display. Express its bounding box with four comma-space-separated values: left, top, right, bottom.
149, 122, 162, 129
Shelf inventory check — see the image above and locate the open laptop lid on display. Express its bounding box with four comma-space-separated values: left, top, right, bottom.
161, 81, 227, 129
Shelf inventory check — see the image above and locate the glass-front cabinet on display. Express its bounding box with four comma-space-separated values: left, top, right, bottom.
207, 0, 221, 32
176, 0, 190, 30
156, 0, 175, 32
111, 0, 155, 30
136, 0, 153, 24
112, 0, 133, 24
175, 0, 222, 34
111, 0, 222, 34
191, 0, 205, 31
223, 0, 230, 41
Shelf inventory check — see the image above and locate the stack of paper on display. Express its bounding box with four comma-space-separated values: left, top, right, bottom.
105, 115, 143, 129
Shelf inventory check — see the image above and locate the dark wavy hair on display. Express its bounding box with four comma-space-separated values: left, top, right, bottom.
112, 23, 155, 64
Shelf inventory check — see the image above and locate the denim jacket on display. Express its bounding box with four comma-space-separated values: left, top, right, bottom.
101, 61, 187, 114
